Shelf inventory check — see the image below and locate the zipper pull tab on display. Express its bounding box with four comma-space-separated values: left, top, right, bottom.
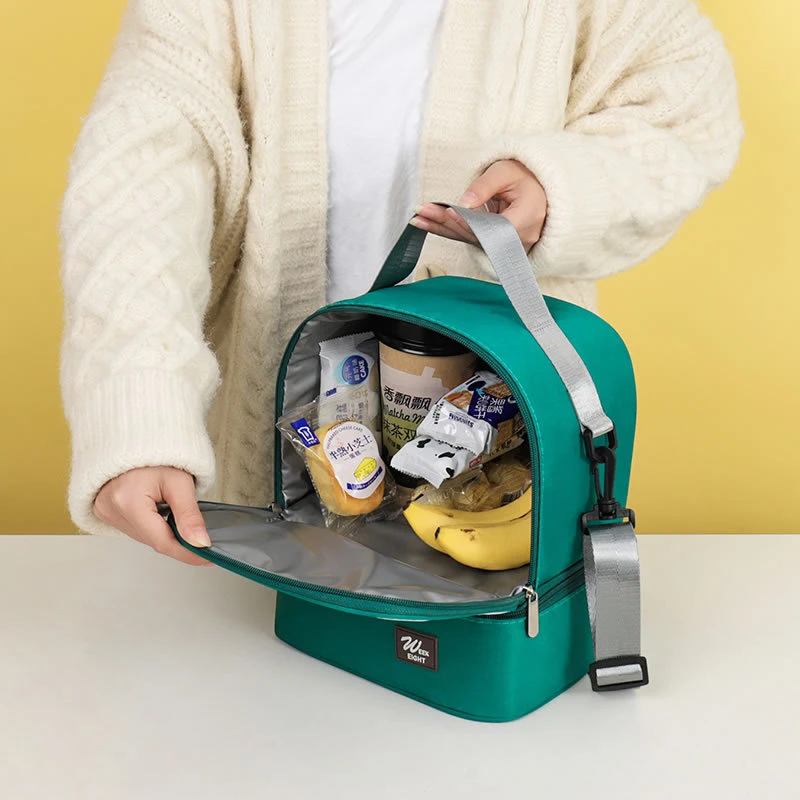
524, 587, 539, 638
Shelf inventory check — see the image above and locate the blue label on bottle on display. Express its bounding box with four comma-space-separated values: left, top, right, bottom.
341, 355, 370, 385
291, 418, 320, 448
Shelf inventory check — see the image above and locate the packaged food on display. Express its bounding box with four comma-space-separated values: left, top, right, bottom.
434, 371, 521, 452
278, 399, 395, 531
483, 452, 532, 506
409, 470, 482, 508
390, 436, 473, 489
318, 384, 373, 437
319, 333, 381, 439
416, 398, 497, 456
393, 371, 527, 488
409, 451, 532, 512
411, 470, 491, 509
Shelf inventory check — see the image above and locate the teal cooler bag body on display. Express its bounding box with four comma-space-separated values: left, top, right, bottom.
171, 210, 648, 722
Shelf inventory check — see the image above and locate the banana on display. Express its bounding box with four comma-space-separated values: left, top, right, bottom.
403, 487, 532, 553
435, 512, 532, 571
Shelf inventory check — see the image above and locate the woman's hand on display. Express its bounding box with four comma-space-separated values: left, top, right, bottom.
94, 467, 212, 566
411, 159, 548, 252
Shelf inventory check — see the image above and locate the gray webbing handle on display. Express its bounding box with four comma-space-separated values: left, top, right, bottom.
371, 207, 614, 436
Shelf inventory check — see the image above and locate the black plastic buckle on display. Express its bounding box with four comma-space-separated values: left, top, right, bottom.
582, 426, 617, 463
589, 656, 649, 692
581, 427, 633, 527
581, 505, 636, 535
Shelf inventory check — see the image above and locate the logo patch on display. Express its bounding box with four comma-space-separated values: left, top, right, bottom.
291, 418, 320, 448
395, 627, 438, 671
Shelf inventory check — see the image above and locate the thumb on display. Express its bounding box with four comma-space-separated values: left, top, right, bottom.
162, 473, 211, 548
458, 161, 517, 209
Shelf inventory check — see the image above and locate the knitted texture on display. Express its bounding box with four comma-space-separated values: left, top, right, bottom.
60, 0, 742, 535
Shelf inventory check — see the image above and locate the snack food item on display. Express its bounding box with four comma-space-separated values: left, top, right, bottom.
319, 333, 381, 438
374, 318, 478, 468
416, 399, 496, 456
318, 384, 373, 438
451, 471, 496, 511
409, 470, 484, 509
482, 454, 532, 506
392, 431, 526, 489
410, 450, 532, 513
390, 436, 473, 488
278, 401, 394, 530
306, 421, 386, 516
419, 371, 521, 455
400, 371, 526, 486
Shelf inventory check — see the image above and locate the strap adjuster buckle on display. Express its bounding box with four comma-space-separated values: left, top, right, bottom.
589, 655, 649, 692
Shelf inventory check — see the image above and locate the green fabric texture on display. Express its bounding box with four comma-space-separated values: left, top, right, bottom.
274, 584, 594, 722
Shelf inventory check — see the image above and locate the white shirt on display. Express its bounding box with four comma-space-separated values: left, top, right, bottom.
326, 0, 446, 303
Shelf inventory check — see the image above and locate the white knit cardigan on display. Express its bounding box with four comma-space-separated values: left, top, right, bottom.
60, 0, 742, 535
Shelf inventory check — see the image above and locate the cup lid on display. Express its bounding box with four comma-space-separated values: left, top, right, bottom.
373, 317, 470, 357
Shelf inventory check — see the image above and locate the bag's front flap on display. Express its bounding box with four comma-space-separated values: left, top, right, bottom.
171, 502, 507, 606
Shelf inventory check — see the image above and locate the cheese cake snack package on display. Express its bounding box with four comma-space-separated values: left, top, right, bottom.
277, 397, 396, 533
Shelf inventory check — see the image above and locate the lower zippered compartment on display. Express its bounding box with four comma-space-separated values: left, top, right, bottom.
274, 575, 592, 722
169, 501, 584, 625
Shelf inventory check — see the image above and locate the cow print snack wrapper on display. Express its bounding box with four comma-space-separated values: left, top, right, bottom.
390, 437, 473, 489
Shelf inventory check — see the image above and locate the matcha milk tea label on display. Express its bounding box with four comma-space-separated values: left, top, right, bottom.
379, 362, 449, 457
380, 360, 482, 458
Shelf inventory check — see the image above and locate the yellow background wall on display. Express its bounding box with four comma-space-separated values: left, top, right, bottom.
0, 1, 797, 534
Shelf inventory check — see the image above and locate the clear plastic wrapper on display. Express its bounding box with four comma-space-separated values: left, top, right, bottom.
410, 450, 532, 512
277, 398, 396, 533
319, 333, 381, 442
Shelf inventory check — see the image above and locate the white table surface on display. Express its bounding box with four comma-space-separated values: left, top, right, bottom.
0, 534, 798, 800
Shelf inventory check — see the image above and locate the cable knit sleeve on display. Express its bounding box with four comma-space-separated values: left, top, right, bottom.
475, 0, 743, 281
59, 0, 249, 535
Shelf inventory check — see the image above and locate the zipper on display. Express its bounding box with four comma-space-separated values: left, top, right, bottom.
509, 561, 585, 637
521, 586, 539, 637
173, 509, 583, 633
273, 302, 543, 590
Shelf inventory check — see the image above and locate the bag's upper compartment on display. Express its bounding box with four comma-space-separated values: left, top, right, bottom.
275, 277, 637, 589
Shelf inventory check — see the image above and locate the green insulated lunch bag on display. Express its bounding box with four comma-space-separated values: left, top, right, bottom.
169, 208, 649, 722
